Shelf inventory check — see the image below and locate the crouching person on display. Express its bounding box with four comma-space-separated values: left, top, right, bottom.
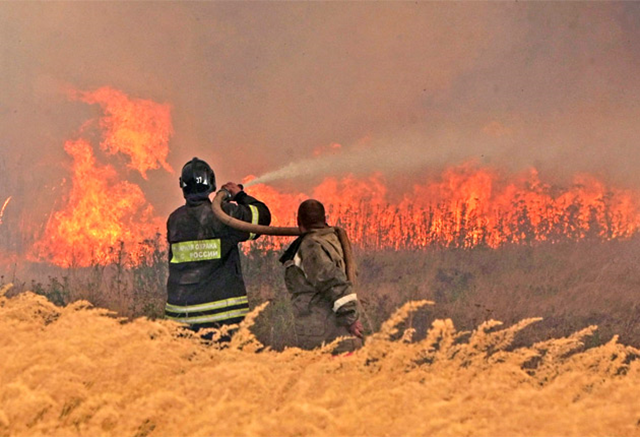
280, 199, 364, 354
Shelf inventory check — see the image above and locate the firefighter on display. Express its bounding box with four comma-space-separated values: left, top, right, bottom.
165, 157, 271, 336
279, 199, 364, 354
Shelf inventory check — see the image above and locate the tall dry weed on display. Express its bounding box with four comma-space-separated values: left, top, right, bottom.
2, 292, 640, 436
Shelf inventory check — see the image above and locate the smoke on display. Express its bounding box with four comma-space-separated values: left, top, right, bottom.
245, 132, 482, 187
2, 2, 640, 215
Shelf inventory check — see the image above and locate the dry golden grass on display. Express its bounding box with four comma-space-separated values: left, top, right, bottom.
2, 283, 640, 437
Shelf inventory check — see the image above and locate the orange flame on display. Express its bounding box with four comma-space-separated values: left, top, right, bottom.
29, 87, 173, 267
248, 164, 640, 250
72, 87, 174, 178
16, 85, 640, 266
31, 140, 163, 267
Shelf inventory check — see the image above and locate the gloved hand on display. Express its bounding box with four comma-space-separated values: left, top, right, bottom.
221, 182, 243, 200
348, 319, 364, 339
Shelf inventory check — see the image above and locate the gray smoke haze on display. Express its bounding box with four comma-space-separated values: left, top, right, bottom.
2, 2, 640, 218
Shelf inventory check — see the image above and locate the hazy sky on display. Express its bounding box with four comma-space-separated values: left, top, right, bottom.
2, 2, 640, 215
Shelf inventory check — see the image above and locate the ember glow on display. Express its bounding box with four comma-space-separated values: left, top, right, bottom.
28, 87, 172, 267
248, 165, 640, 250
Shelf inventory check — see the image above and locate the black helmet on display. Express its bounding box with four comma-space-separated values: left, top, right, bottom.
180, 157, 216, 198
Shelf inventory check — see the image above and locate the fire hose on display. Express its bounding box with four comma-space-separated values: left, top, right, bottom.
211, 190, 357, 284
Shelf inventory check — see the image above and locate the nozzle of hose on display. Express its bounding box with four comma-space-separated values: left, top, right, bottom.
219, 188, 232, 200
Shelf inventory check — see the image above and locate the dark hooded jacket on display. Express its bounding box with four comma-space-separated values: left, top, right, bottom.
165, 191, 270, 329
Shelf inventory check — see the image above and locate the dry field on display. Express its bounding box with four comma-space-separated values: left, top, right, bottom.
2, 283, 640, 437
247, 238, 640, 350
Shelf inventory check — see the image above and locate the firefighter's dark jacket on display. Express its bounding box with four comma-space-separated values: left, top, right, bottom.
165, 191, 270, 328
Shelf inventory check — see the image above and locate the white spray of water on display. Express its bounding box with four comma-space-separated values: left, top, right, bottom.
245, 131, 489, 187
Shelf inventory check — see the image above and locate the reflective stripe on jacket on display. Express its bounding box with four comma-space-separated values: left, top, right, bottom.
165, 295, 250, 325
166, 191, 270, 329
283, 227, 362, 353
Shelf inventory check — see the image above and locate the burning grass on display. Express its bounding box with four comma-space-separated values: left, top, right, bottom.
4, 86, 640, 269
1, 286, 640, 436
247, 165, 640, 252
